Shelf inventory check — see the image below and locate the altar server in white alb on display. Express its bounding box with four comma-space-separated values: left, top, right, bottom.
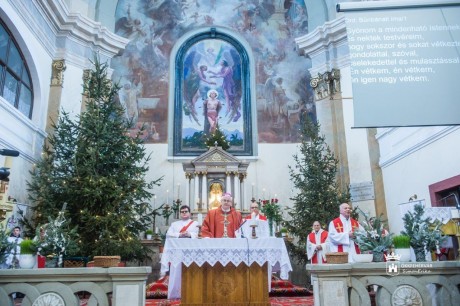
307, 221, 328, 264
166, 205, 199, 238
328, 203, 363, 263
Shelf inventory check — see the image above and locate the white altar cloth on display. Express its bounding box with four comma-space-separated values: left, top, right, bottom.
160, 237, 293, 299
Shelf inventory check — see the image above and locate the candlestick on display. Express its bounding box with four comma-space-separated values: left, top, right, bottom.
198, 213, 203, 224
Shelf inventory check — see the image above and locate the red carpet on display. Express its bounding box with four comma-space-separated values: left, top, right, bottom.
147, 275, 311, 299
145, 296, 314, 306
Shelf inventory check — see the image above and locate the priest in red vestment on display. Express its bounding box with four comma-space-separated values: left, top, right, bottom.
201, 192, 243, 238
328, 203, 363, 263
306, 221, 328, 264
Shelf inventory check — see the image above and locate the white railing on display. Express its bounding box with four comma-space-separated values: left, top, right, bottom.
0, 266, 151, 306
307, 261, 460, 306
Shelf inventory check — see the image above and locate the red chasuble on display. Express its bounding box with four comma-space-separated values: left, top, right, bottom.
201, 207, 243, 238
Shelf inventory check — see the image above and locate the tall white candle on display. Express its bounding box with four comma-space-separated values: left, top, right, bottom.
252, 183, 255, 198
177, 183, 181, 199
198, 213, 203, 224
166, 189, 169, 204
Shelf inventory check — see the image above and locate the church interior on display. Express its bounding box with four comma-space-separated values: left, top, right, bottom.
1, 0, 460, 305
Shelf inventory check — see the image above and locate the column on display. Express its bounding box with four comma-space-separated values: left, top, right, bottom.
226, 172, 231, 193
194, 173, 200, 211
234, 173, 240, 210
240, 176, 245, 211
45, 59, 67, 147
201, 173, 207, 210
185, 174, 191, 208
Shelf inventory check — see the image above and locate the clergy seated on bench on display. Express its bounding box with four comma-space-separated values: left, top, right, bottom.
165, 205, 198, 238
201, 192, 243, 238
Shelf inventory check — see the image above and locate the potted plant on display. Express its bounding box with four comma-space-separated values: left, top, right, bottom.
392, 234, 411, 262
279, 228, 288, 237
145, 229, 154, 240
36, 212, 80, 267
19, 239, 37, 269
401, 203, 445, 262
353, 213, 393, 262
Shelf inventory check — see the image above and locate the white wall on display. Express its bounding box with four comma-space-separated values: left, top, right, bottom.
378, 126, 460, 234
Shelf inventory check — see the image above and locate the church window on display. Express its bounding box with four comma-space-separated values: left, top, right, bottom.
0, 20, 33, 119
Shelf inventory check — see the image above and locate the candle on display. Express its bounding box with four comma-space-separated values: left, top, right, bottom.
177, 183, 181, 199
166, 189, 169, 204
155, 227, 159, 234
198, 213, 203, 224
153, 195, 156, 209
262, 188, 266, 199
251, 183, 255, 198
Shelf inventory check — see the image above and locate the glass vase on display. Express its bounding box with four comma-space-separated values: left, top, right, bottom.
268, 219, 274, 237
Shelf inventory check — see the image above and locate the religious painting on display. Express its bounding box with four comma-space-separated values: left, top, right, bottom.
112, 0, 314, 149
173, 37, 252, 156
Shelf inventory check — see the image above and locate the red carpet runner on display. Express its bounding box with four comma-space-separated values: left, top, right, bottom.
145, 274, 313, 305
145, 296, 314, 306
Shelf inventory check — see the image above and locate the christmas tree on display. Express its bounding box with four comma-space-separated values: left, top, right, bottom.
286, 118, 349, 265
204, 124, 230, 150
27, 57, 162, 261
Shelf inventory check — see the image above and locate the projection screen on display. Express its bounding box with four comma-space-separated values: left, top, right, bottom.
337, 0, 460, 127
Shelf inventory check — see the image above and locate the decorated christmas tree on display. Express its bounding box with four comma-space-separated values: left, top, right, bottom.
286, 118, 349, 264
26, 57, 162, 261
204, 124, 230, 150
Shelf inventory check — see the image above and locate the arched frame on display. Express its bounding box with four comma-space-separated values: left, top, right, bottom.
168, 27, 258, 157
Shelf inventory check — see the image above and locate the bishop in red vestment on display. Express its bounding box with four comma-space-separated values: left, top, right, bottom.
201, 193, 243, 238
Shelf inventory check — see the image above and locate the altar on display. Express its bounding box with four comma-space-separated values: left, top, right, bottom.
160, 237, 292, 304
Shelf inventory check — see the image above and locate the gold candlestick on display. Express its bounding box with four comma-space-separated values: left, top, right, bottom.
197, 225, 203, 239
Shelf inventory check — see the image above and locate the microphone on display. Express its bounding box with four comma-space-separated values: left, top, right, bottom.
0, 149, 19, 157
237, 219, 247, 231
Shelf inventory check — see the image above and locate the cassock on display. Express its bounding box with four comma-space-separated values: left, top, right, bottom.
166, 219, 199, 238
328, 215, 363, 263
306, 229, 328, 264
201, 206, 242, 238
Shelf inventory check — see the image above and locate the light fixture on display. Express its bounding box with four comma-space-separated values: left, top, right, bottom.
408, 194, 417, 202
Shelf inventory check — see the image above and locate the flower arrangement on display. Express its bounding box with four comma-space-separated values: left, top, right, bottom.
353, 212, 392, 256
259, 198, 283, 223
35, 211, 80, 267
401, 203, 445, 261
